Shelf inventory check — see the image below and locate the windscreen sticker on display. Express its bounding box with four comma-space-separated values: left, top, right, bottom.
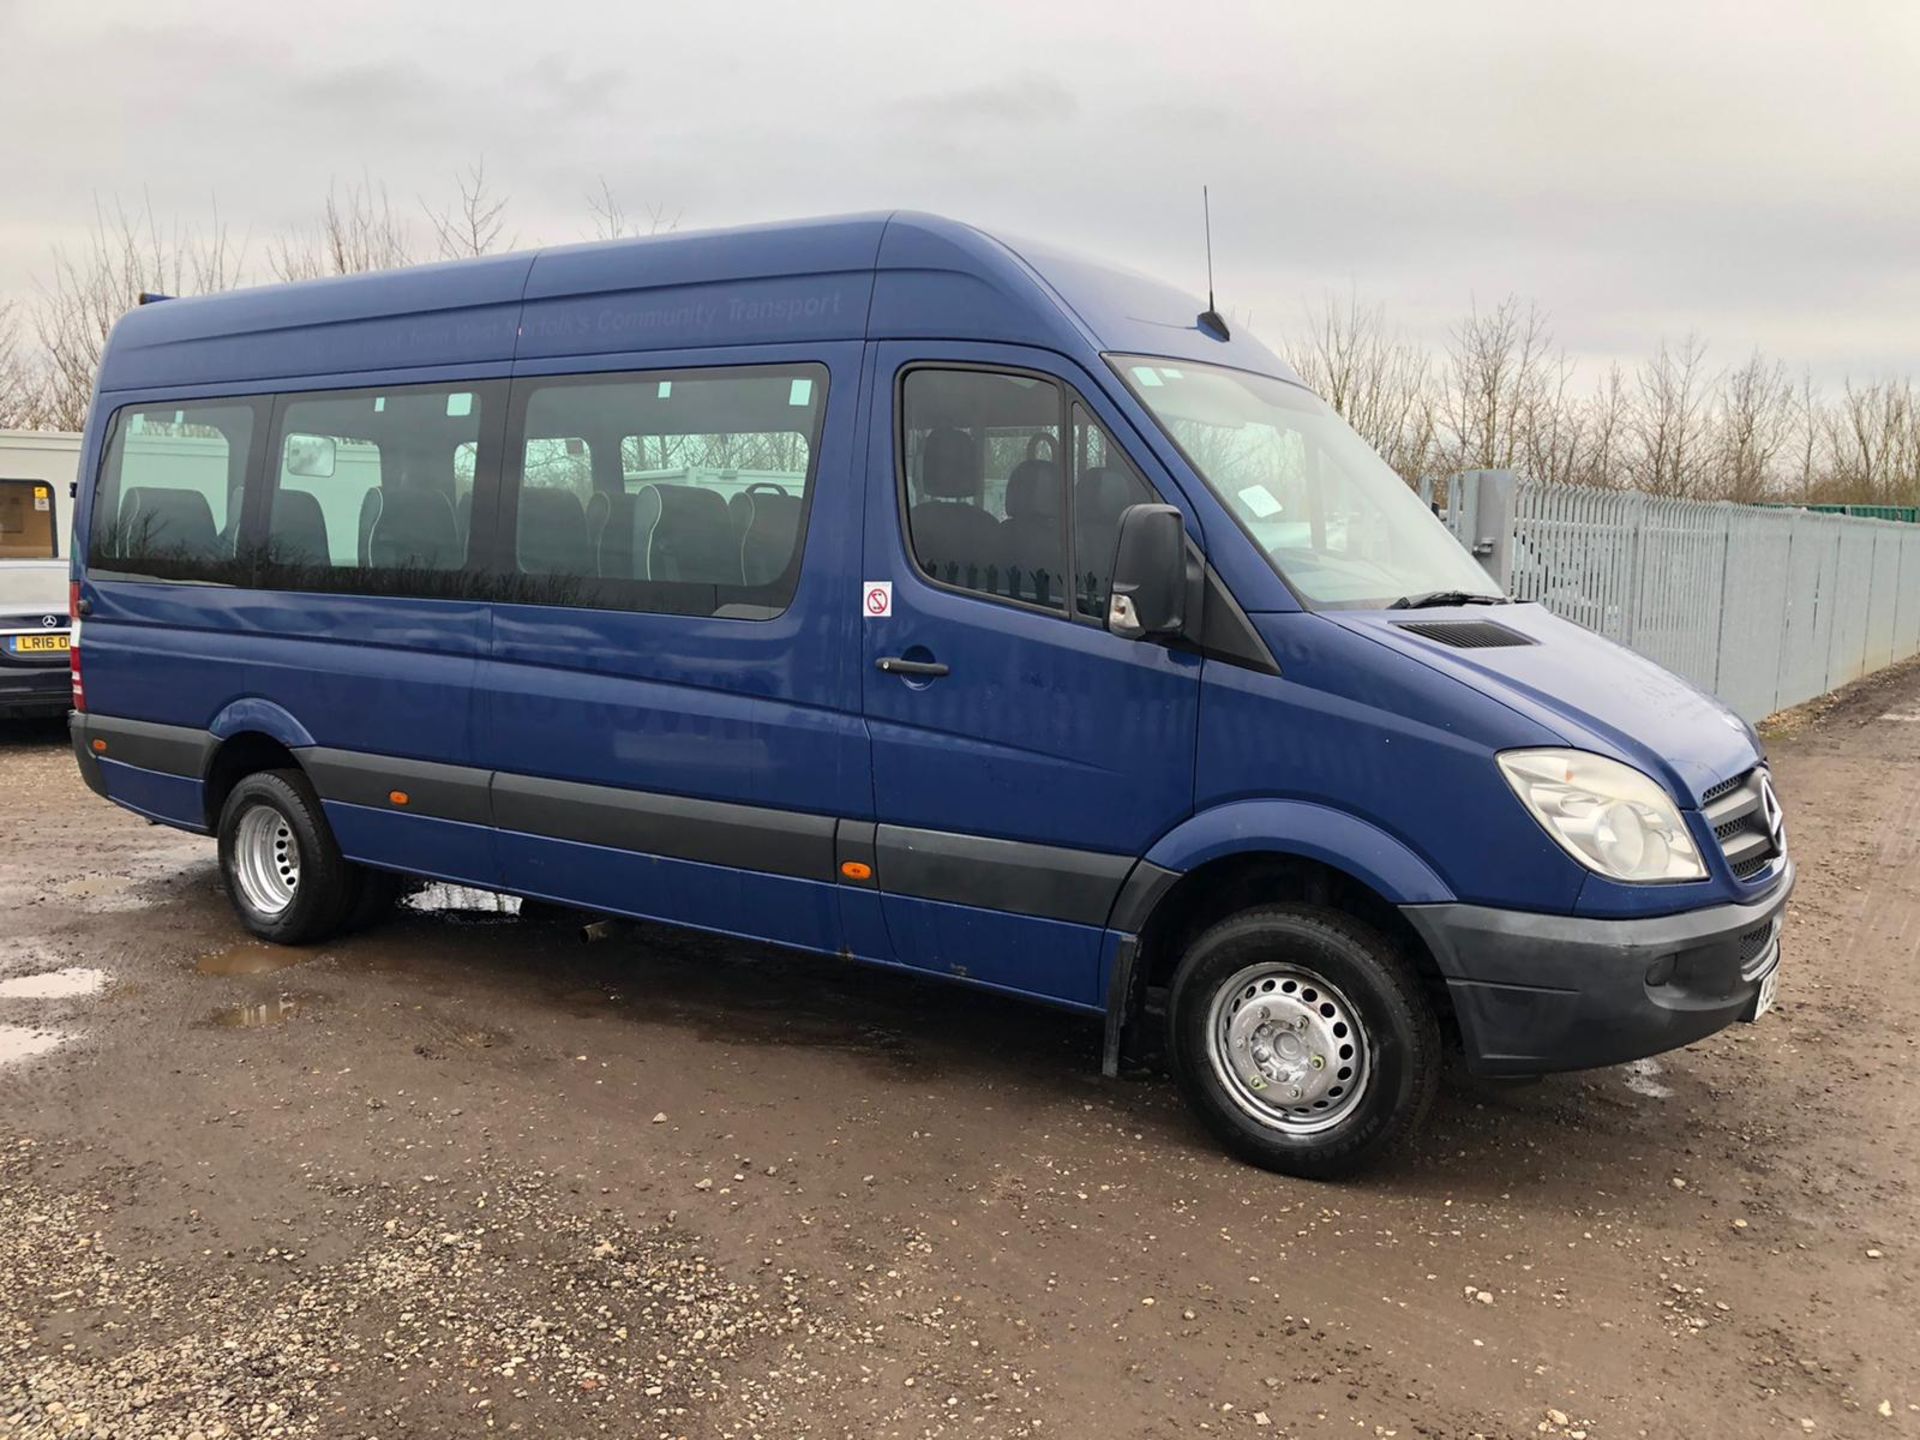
789, 377, 813, 406
34, 489, 49, 511
1238, 484, 1282, 519
1130, 366, 1163, 387
862, 581, 893, 618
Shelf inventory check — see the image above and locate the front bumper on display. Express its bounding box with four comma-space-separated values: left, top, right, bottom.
1402, 862, 1794, 1075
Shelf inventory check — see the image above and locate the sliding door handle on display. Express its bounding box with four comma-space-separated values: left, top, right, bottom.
876, 656, 950, 678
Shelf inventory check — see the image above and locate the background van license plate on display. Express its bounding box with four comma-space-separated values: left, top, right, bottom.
8, 634, 68, 654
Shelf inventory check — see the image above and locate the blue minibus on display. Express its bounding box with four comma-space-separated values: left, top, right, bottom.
66, 214, 1790, 1176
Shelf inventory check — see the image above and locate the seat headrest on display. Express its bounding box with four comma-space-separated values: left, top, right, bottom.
1004, 459, 1061, 522
920, 428, 980, 502
369, 488, 460, 570
1076, 466, 1136, 521
268, 488, 331, 566
120, 486, 219, 560
517, 487, 591, 576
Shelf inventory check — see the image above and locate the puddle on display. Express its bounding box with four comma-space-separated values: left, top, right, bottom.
405, 884, 521, 922
48, 875, 159, 914
207, 994, 314, 1029
1623, 1057, 1675, 1099
0, 1024, 72, 1067
196, 942, 309, 977
0, 968, 109, 1000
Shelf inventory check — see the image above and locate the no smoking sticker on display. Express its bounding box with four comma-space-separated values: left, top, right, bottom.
862, 581, 893, 618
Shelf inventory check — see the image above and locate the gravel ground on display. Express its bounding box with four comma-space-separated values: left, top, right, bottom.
0, 669, 1915, 1440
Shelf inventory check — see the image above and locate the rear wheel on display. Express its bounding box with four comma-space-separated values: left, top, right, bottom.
1168, 905, 1439, 1179
217, 769, 358, 944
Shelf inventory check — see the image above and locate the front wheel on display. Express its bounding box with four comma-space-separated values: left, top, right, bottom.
1168, 906, 1440, 1179
217, 769, 359, 944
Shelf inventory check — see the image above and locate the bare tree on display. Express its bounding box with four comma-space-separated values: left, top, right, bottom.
1570, 364, 1632, 489
270, 175, 413, 281
585, 178, 679, 242
0, 297, 44, 428
1437, 295, 1560, 474
33, 196, 243, 431
426, 160, 511, 260
1284, 288, 1436, 481
1710, 350, 1794, 503
1630, 335, 1714, 498
1823, 379, 1918, 506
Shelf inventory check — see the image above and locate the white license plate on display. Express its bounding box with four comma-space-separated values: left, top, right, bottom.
1746, 962, 1779, 1022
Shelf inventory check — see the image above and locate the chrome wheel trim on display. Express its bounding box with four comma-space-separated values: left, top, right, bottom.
1205, 962, 1373, 1135
232, 804, 300, 916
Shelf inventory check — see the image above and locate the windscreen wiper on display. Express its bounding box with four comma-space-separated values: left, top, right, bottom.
1387, 590, 1510, 610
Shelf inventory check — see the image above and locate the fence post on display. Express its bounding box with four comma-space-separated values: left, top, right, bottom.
1453, 469, 1518, 590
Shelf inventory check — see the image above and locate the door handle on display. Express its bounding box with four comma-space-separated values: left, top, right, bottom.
876, 656, 950, 678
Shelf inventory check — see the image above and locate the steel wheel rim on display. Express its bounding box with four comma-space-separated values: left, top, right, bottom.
233, 804, 299, 916
1205, 963, 1372, 1135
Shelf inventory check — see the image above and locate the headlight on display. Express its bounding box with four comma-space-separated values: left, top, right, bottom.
1497, 749, 1706, 883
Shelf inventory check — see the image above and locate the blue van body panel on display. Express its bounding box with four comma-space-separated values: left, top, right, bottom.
496, 830, 844, 956
519, 218, 884, 360
95, 254, 533, 393
71, 210, 1787, 1073
1201, 614, 1586, 913
1143, 799, 1454, 906
207, 697, 316, 748
95, 758, 205, 831
1327, 604, 1761, 806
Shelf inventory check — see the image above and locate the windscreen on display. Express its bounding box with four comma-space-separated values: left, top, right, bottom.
1114, 357, 1501, 608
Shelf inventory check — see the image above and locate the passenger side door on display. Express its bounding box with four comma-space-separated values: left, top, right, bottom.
860, 343, 1202, 1007
474, 347, 869, 955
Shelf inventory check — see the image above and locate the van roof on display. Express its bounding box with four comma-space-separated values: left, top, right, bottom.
96, 212, 1297, 395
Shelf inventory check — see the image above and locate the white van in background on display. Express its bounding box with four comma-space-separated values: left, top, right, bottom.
1, 430, 80, 718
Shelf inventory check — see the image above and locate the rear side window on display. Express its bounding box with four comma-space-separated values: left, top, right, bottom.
901, 369, 1069, 611
90, 401, 257, 581
260, 382, 492, 594
0, 480, 57, 559
506, 364, 826, 617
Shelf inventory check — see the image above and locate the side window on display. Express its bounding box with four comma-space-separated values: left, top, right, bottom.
0, 480, 58, 559
1070, 404, 1159, 619
262, 383, 487, 591
901, 369, 1068, 611
90, 400, 257, 581
509, 363, 826, 617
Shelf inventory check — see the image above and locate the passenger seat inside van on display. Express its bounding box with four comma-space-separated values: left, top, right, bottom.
1001, 456, 1065, 603
517, 487, 592, 576
911, 428, 1002, 588
119, 486, 220, 560
368, 489, 461, 569
628, 483, 740, 584
733, 487, 802, 586
267, 488, 332, 566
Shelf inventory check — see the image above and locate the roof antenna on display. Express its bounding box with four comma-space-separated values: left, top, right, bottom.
1197, 186, 1230, 341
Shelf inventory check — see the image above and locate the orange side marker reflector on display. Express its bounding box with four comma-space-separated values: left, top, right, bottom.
91, 739, 107, 753
389, 790, 410, 806
840, 861, 872, 881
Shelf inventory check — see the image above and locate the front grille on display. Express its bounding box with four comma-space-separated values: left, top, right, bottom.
1703, 769, 1785, 883
1701, 774, 1744, 805
1394, 620, 1536, 649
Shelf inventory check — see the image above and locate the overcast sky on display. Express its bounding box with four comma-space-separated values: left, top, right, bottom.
2, 0, 1915, 384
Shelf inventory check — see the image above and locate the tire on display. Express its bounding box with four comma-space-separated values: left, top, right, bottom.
1167, 906, 1440, 1180
345, 868, 406, 933
216, 768, 358, 945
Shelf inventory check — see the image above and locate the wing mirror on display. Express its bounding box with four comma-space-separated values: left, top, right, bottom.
1107, 503, 1190, 640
